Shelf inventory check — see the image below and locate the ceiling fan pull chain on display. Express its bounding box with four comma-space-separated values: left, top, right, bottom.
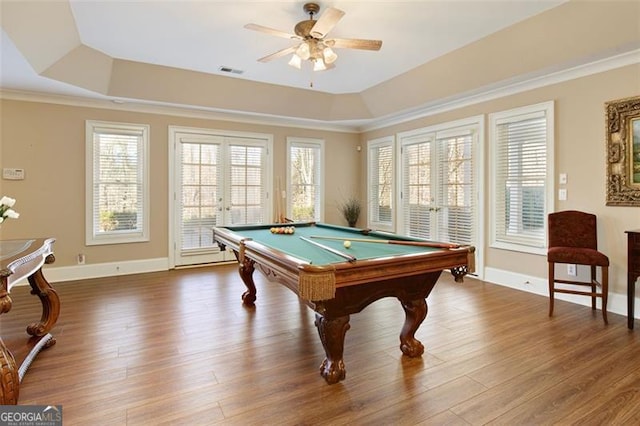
309, 62, 314, 88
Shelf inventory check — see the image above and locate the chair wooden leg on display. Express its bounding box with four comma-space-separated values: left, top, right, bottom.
548, 262, 555, 317
591, 265, 597, 310
602, 266, 609, 324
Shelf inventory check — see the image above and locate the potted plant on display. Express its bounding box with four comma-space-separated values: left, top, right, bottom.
339, 196, 361, 227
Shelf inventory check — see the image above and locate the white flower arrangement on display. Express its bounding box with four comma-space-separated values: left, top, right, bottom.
0, 196, 20, 224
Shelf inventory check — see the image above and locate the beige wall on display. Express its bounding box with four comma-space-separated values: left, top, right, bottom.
0, 100, 361, 266
1, 65, 640, 298
360, 64, 640, 296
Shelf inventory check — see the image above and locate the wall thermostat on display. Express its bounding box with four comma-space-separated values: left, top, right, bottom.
2, 168, 25, 180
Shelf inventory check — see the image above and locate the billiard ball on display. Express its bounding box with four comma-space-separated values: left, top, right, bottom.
343, 240, 351, 249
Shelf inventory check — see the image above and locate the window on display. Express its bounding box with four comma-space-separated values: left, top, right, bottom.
490, 101, 554, 254
86, 120, 149, 245
287, 137, 323, 222
367, 136, 395, 231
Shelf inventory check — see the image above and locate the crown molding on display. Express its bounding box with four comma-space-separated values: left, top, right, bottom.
2, 48, 638, 134
358, 48, 640, 132
0, 89, 367, 134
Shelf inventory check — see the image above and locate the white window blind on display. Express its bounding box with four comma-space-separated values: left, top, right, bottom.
367, 137, 394, 230
171, 128, 272, 267
401, 134, 434, 240
86, 121, 149, 245
227, 143, 266, 225
436, 131, 474, 245
399, 118, 481, 249
491, 102, 554, 251
287, 138, 323, 222
180, 140, 221, 251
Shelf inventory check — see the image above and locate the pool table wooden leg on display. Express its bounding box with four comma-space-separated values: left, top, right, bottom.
314, 314, 350, 384
398, 298, 427, 357
237, 257, 257, 306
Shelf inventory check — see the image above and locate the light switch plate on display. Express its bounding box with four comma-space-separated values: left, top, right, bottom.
559, 173, 567, 185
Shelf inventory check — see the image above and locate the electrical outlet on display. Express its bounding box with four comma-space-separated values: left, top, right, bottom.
567, 264, 577, 276
77, 254, 85, 265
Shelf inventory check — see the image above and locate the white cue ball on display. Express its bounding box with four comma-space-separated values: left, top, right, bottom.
343, 240, 352, 249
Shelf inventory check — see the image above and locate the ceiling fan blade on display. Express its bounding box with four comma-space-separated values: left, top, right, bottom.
310, 7, 345, 38
244, 23, 298, 40
257, 45, 298, 63
329, 38, 383, 51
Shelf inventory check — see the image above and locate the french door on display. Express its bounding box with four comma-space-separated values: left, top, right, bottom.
169, 127, 272, 267
399, 124, 479, 247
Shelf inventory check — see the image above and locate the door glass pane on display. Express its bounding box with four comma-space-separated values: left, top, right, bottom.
437, 135, 474, 245
228, 144, 266, 225
403, 142, 432, 239
180, 142, 220, 251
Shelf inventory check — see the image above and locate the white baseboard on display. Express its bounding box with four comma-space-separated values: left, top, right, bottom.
484, 267, 636, 320
39, 257, 170, 283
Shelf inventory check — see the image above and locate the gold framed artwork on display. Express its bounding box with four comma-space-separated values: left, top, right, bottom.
605, 95, 640, 206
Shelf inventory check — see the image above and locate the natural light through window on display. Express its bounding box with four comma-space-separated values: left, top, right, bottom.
86, 120, 149, 245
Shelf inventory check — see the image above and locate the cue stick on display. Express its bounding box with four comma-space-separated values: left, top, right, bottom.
309, 235, 460, 249
299, 236, 357, 262
280, 178, 286, 223
276, 177, 284, 223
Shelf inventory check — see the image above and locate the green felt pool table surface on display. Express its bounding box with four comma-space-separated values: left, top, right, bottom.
223, 222, 442, 265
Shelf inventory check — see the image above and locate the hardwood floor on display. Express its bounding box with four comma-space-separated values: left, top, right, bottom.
3, 264, 640, 425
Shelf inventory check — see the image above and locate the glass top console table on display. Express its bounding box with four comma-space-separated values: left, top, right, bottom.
0, 238, 59, 404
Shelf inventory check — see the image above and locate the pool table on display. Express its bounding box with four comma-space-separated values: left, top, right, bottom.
213, 222, 474, 384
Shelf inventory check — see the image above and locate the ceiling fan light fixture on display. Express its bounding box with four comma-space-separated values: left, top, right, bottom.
288, 54, 302, 69
322, 47, 337, 64
245, 3, 382, 75
313, 58, 326, 71
296, 42, 311, 60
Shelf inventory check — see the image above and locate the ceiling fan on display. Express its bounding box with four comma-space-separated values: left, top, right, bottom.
245, 2, 382, 72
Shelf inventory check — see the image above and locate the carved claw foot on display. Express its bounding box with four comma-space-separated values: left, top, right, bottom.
400, 339, 425, 357
315, 313, 350, 384
319, 358, 346, 384
399, 297, 427, 358
241, 291, 256, 306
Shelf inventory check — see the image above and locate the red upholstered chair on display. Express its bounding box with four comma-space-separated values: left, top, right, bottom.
547, 210, 610, 323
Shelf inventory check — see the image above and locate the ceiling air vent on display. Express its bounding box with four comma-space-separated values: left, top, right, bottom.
219, 66, 244, 75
